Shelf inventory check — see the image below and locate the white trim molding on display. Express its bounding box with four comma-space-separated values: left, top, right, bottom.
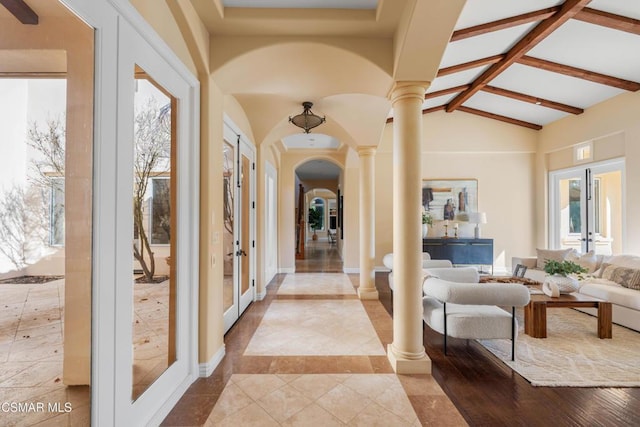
279, 268, 295, 274
199, 345, 225, 378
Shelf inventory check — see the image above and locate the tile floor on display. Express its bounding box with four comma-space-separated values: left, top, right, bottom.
0, 279, 90, 426
0, 277, 170, 425
163, 273, 467, 426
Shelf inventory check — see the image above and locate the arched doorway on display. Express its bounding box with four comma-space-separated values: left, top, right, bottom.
294, 159, 343, 272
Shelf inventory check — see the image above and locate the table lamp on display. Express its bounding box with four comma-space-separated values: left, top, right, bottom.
468, 212, 487, 239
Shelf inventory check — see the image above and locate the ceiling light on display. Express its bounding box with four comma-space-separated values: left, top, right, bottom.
289, 101, 326, 134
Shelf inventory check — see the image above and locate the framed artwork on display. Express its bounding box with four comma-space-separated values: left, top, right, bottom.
422, 179, 478, 221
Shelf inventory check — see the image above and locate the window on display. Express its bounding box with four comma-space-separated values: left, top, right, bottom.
50, 177, 65, 246
151, 177, 170, 244
574, 142, 593, 163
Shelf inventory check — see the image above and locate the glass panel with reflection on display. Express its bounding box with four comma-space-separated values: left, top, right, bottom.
131, 66, 176, 401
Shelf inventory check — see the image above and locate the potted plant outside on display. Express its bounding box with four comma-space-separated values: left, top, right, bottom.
542, 259, 587, 295
308, 207, 323, 241
422, 211, 433, 238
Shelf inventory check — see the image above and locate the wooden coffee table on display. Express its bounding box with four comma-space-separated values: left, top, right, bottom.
524, 291, 612, 339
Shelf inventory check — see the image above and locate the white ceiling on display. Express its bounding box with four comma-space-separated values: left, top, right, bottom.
296, 159, 341, 181
282, 133, 341, 150
222, 0, 378, 9
422, 0, 640, 129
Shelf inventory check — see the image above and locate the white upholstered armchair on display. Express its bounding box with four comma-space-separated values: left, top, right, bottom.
422, 271, 530, 360
382, 252, 453, 291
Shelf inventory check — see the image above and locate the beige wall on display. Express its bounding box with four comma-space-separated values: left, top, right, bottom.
130, 0, 197, 75
539, 90, 640, 254
376, 110, 538, 273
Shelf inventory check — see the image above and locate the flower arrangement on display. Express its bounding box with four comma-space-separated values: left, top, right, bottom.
422, 211, 433, 226
543, 259, 587, 278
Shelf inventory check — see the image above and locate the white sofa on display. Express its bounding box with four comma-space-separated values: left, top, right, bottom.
512, 252, 640, 332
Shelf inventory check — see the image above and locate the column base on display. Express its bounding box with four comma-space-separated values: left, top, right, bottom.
387, 344, 431, 374
358, 288, 379, 300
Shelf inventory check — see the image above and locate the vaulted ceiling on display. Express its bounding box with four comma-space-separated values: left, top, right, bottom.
417, 0, 640, 130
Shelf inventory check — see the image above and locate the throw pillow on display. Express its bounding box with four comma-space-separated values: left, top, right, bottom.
536, 248, 574, 270
566, 250, 599, 273
601, 265, 640, 290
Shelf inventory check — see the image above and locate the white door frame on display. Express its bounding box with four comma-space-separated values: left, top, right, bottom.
222, 118, 256, 332
61, 0, 200, 425
549, 157, 625, 252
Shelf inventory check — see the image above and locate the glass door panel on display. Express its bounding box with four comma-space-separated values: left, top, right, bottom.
223, 135, 255, 332
239, 152, 253, 313
557, 175, 583, 253
550, 159, 623, 255
592, 169, 622, 255
223, 141, 238, 332
131, 66, 176, 401
0, 2, 94, 423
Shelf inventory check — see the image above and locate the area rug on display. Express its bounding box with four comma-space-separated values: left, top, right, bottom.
478, 308, 640, 387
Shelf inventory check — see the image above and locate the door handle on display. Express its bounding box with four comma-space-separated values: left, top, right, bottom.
236, 250, 247, 256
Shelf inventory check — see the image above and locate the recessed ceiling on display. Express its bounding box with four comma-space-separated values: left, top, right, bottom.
296, 160, 341, 181
282, 133, 340, 150
222, 0, 378, 9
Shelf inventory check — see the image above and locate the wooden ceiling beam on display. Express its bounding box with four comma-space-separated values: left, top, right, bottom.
517, 55, 640, 91
457, 106, 542, 130
451, 7, 560, 42
386, 105, 446, 124
425, 85, 470, 100
0, 0, 38, 24
437, 55, 504, 77
422, 105, 447, 115
446, 0, 592, 112
574, 7, 640, 36
481, 85, 584, 114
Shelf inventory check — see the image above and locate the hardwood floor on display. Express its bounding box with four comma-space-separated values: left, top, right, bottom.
376, 272, 640, 426
295, 239, 343, 272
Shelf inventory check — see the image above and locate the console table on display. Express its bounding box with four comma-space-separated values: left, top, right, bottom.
422, 238, 494, 273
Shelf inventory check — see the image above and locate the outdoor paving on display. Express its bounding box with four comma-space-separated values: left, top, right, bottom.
0, 277, 170, 425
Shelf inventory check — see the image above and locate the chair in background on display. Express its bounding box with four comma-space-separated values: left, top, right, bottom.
383, 252, 453, 291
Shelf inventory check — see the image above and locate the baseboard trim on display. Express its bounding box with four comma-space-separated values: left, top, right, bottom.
343, 268, 359, 274
255, 289, 266, 301
279, 268, 295, 274
199, 345, 225, 378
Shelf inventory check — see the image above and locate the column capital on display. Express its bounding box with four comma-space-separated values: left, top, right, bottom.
388, 81, 430, 105
356, 146, 377, 157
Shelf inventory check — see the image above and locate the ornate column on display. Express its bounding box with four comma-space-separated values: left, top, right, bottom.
387, 82, 431, 374
358, 146, 378, 300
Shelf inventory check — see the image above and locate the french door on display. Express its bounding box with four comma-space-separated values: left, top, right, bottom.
223, 125, 255, 333
549, 158, 624, 255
